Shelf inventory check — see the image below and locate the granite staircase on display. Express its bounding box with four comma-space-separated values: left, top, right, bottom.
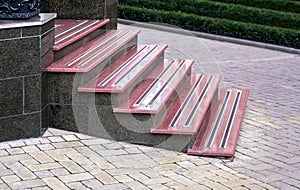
45, 19, 249, 157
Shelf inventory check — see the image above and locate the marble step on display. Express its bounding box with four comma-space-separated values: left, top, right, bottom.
187, 88, 249, 157
151, 73, 221, 135
47, 30, 140, 73
78, 44, 167, 94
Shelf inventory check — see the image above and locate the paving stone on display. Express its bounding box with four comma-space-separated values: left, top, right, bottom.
27, 163, 62, 172
34, 170, 54, 178
8, 179, 46, 190
99, 183, 128, 190
31, 186, 52, 190
21, 159, 40, 167
62, 135, 79, 141
37, 144, 55, 151
52, 141, 84, 149
75, 133, 95, 140
66, 152, 92, 165
141, 177, 173, 186
42, 177, 70, 190
4, 162, 35, 179
114, 175, 134, 183
124, 147, 143, 154
92, 170, 118, 185
0, 143, 10, 150
50, 168, 70, 176
102, 142, 124, 150
58, 173, 94, 183
1, 175, 21, 184
81, 139, 113, 146
22, 146, 40, 153
82, 179, 103, 189
0, 169, 14, 177
60, 160, 85, 173
29, 151, 54, 164
8, 140, 25, 148
6, 148, 24, 155
0, 183, 11, 190
147, 184, 170, 190
0, 154, 31, 163
124, 181, 150, 190
0, 150, 9, 157
48, 136, 65, 143
67, 182, 89, 190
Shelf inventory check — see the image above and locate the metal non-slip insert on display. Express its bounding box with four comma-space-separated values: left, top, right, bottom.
169, 74, 204, 127
184, 76, 214, 127
55, 20, 89, 38
97, 45, 149, 87
133, 60, 186, 108
64, 30, 126, 67
113, 45, 160, 88
220, 91, 242, 149
133, 60, 174, 106
55, 20, 100, 44
206, 90, 231, 148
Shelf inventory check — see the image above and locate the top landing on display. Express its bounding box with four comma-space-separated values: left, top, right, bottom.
0, 13, 57, 30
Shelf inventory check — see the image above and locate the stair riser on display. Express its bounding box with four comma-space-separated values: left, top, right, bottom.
93, 105, 193, 152
54, 27, 107, 62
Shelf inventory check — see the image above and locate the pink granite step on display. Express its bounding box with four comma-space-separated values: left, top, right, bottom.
54, 19, 110, 51
47, 30, 140, 73
187, 88, 249, 157
113, 59, 194, 114
151, 73, 221, 135
78, 44, 168, 93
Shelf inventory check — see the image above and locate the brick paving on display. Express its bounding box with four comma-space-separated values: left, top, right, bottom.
0, 23, 299, 189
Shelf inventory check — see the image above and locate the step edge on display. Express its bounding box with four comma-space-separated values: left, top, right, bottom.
78, 44, 168, 93
47, 30, 140, 73
53, 19, 110, 51
187, 88, 250, 156
113, 59, 194, 114
151, 74, 222, 135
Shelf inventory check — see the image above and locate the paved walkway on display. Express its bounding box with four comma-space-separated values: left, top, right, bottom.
0, 22, 300, 189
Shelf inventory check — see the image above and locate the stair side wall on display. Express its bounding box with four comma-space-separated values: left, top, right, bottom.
0, 14, 56, 142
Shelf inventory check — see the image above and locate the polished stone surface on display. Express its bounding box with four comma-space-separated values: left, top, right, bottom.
0, 13, 55, 142
0, 78, 23, 117
41, 0, 104, 20
0, 13, 56, 29
0, 37, 40, 79
0, 113, 40, 141
24, 75, 42, 114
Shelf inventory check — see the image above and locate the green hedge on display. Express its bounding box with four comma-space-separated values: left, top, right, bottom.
210, 0, 300, 14
120, 0, 300, 30
119, 5, 300, 49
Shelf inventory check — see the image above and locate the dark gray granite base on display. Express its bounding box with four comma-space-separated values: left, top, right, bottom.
0, 13, 56, 142
0, 113, 41, 142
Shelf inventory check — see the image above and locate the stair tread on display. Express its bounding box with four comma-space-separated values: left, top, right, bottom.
78, 44, 168, 93
113, 59, 194, 114
151, 73, 221, 135
54, 19, 110, 51
187, 88, 249, 157
47, 29, 140, 73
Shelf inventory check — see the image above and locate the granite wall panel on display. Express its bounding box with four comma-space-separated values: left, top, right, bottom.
0, 77, 23, 117
0, 28, 21, 39
24, 75, 41, 114
0, 14, 56, 142
41, 0, 105, 19
0, 113, 41, 141
0, 37, 40, 79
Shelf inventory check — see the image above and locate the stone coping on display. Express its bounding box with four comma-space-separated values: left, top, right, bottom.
0, 13, 57, 30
